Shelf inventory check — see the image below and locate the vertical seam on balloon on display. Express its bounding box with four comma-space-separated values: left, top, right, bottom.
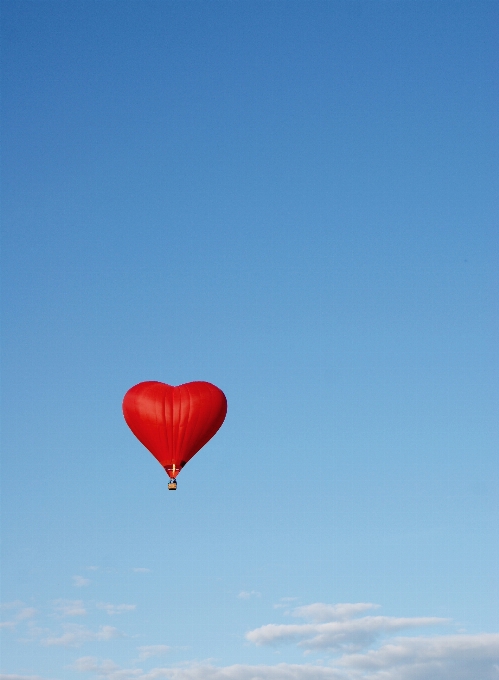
176, 384, 183, 462
185, 385, 192, 461
159, 384, 166, 464
163, 386, 171, 465
154, 384, 163, 462
169, 387, 174, 465
177, 383, 190, 464
173, 387, 177, 465
162, 386, 168, 465
193, 382, 204, 455
152, 385, 158, 458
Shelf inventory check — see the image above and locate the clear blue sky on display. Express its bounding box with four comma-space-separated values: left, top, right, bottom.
1, 2, 498, 679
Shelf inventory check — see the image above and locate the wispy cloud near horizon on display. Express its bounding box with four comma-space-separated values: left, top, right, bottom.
3, 598, 497, 680
67, 632, 499, 680
0, 675, 50, 680
246, 602, 448, 652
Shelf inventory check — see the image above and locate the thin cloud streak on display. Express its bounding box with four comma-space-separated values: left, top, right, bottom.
237, 591, 261, 600
72, 576, 91, 588
70, 659, 343, 680
53, 599, 86, 617
246, 602, 448, 653
42, 624, 121, 647
137, 645, 171, 660
0, 604, 37, 629
0, 676, 50, 680
96, 603, 136, 615
16, 608, 36, 621
292, 603, 378, 623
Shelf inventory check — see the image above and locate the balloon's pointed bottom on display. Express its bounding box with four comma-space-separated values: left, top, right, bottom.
168, 480, 177, 490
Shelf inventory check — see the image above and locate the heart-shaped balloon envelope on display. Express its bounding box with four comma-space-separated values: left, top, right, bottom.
123, 381, 227, 479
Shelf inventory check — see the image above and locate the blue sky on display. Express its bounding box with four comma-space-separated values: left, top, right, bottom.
1, 1, 498, 678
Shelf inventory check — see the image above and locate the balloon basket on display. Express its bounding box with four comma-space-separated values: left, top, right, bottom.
167, 480, 177, 490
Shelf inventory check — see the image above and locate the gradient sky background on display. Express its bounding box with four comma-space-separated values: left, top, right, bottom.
1, 2, 498, 679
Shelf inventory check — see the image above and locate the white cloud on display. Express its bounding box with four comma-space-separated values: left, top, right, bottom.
0, 603, 36, 628
70, 659, 342, 680
137, 645, 171, 660
148, 664, 341, 680
246, 603, 448, 652
132, 568, 151, 573
292, 603, 378, 623
274, 597, 299, 607
87, 566, 99, 571
237, 591, 261, 600
9, 601, 499, 680
97, 603, 136, 616
68, 639, 499, 680
43, 624, 121, 647
0, 621, 17, 629
70, 657, 142, 680
0, 601, 25, 610
338, 632, 499, 680
53, 600, 86, 617
16, 607, 37, 621
73, 576, 91, 587
0, 675, 51, 680
70, 658, 101, 671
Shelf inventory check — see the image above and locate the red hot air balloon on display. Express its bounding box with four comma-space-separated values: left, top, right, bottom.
123, 381, 227, 490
